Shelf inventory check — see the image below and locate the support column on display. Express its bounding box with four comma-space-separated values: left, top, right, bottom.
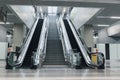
12, 24, 25, 52
84, 25, 94, 51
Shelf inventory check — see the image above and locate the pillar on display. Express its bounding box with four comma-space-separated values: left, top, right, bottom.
12, 24, 25, 52
83, 25, 94, 51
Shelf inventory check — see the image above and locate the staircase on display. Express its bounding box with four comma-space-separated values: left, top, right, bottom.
43, 15, 66, 65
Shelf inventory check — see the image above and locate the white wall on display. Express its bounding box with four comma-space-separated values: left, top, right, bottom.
0, 42, 8, 60
97, 44, 120, 60
0, 25, 7, 60
117, 44, 120, 59
110, 44, 120, 60
97, 44, 106, 58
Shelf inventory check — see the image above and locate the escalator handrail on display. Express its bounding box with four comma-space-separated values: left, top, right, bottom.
59, 17, 72, 51
69, 20, 90, 53
9, 18, 39, 67
59, 17, 74, 64
67, 19, 98, 67
43, 17, 49, 57
68, 20, 101, 66
42, 17, 49, 58
19, 21, 34, 53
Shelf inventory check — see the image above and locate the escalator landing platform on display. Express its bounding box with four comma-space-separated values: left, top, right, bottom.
42, 65, 69, 68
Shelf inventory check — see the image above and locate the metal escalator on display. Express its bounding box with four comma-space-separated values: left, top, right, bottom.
31, 17, 49, 68
43, 15, 66, 65
6, 18, 44, 69
63, 19, 105, 69
63, 20, 87, 67
22, 19, 43, 67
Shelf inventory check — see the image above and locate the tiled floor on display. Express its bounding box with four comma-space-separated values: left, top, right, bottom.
0, 60, 120, 80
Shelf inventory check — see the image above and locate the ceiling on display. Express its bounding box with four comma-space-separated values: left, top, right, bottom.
1, 0, 120, 7
0, 0, 120, 35
0, 5, 22, 34
87, 6, 120, 32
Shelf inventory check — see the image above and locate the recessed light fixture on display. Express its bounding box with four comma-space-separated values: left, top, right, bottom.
94, 24, 110, 27
97, 16, 108, 18
0, 22, 14, 24
97, 16, 120, 19
110, 16, 120, 19
7, 13, 14, 15
63, 8, 66, 13
39, 7, 43, 12
93, 36, 98, 38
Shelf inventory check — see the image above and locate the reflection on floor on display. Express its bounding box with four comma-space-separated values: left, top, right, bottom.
0, 60, 120, 80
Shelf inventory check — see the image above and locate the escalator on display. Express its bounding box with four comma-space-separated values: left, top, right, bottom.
43, 15, 66, 66
6, 19, 44, 69
63, 20, 87, 68
63, 19, 105, 69
22, 19, 43, 67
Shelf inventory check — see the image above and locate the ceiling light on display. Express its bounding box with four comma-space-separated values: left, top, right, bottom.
39, 7, 43, 12
6, 34, 12, 37
7, 13, 14, 15
93, 36, 98, 39
97, 16, 120, 19
94, 24, 110, 27
110, 16, 120, 19
97, 16, 109, 18
0, 22, 14, 24
63, 8, 66, 13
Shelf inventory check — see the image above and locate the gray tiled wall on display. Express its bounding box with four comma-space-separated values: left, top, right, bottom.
0, 26, 7, 42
